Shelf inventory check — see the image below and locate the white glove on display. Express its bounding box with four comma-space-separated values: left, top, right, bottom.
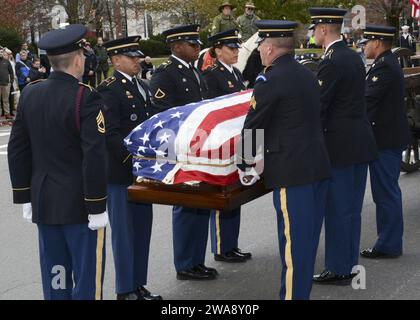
88, 212, 109, 231
22, 203, 32, 222
238, 167, 260, 186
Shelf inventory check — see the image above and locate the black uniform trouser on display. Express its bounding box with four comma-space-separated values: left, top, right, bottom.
96, 69, 109, 85
83, 75, 96, 88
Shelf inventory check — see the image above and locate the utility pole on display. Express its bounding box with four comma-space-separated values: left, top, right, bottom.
144, 10, 149, 39
123, 0, 128, 37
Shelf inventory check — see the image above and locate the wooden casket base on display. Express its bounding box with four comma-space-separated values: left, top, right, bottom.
128, 179, 270, 211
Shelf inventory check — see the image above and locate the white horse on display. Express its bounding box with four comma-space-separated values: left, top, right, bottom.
234, 33, 259, 73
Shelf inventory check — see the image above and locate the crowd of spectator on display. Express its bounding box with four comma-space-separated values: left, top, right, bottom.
0, 39, 157, 123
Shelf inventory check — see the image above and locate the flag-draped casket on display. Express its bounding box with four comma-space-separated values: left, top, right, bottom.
125, 90, 269, 210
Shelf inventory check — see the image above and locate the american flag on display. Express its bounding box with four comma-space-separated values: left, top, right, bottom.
124, 90, 254, 186
411, 0, 420, 18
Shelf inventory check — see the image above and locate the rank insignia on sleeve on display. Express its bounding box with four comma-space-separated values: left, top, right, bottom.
372, 76, 379, 82
96, 110, 106, 134
155, 88, 166, 99
250, 96, 257, 110
318, 80, 323, 86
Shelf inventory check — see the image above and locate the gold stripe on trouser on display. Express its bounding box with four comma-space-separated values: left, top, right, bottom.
280, 188, 294, 300
216, 210, 221, 254
95, 228, 105, 300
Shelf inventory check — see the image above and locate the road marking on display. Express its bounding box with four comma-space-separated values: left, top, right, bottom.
0, 144, 7, 149
0, 132, 11, 137
0, 152, 7, 155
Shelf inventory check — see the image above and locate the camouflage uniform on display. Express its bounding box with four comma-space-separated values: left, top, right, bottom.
211, 14, 239, 35
236, 14, 260, 42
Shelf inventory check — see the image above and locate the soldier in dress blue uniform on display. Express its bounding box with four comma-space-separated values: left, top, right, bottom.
202, 29, 252, 263
308, 8, 378, 285
150, 25, 219, 280
359, 26, 410, 259
238, 20, 331, 300
97, 37, 162, 300
8, 24, 108, 300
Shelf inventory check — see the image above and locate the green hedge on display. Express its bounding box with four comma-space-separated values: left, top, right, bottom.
149, 34, 166, 43
0, 26, 22, 54
139, 39, 170, 57
200, 30, 211, 48
139, 31, 212, 57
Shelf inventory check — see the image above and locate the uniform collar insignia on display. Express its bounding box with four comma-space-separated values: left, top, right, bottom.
324, 49, 334, 60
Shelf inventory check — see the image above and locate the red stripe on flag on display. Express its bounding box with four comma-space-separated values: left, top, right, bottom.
187, 134, 240, 161
189, 102, 250, 157
411, 0, 420, 17
173, 169, 239, 186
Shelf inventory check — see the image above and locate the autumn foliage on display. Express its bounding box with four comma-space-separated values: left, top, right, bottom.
0, 0, 30, 31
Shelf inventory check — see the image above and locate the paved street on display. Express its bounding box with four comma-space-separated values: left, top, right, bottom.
0, 125, 419, 300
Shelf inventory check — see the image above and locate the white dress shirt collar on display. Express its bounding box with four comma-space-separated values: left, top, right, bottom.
171, 54, 191, 69
218, 59, 234, 73
117, 70, 134, 82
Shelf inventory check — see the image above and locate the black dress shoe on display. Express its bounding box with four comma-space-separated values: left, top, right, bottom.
313, 270, 355, 286
360, 247, 400, 259
176, 266, 217, 280
214, 249, 248, 263
197, 264, 218, 276
136, 286, 162, 300
233, 248, 252, 260
117, 292, 139, 300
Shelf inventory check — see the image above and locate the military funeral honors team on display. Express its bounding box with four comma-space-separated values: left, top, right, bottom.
6, 2, 413, 301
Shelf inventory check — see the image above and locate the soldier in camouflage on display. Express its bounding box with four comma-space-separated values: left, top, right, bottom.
95, 37, 109, 85
211, 2, 239, 36
236, 2, 260, 42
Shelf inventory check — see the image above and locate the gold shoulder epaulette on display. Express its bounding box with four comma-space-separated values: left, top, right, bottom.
27, 79, 46, 86
79, 82, 94, 91
263, 65, 272, 73
161, 60, 172, 68
100, 76, 116, 87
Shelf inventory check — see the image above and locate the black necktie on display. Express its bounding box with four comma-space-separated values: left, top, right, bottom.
132, 77, 146, 101
189, 64, 200, 84
231, 68, 239, 81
